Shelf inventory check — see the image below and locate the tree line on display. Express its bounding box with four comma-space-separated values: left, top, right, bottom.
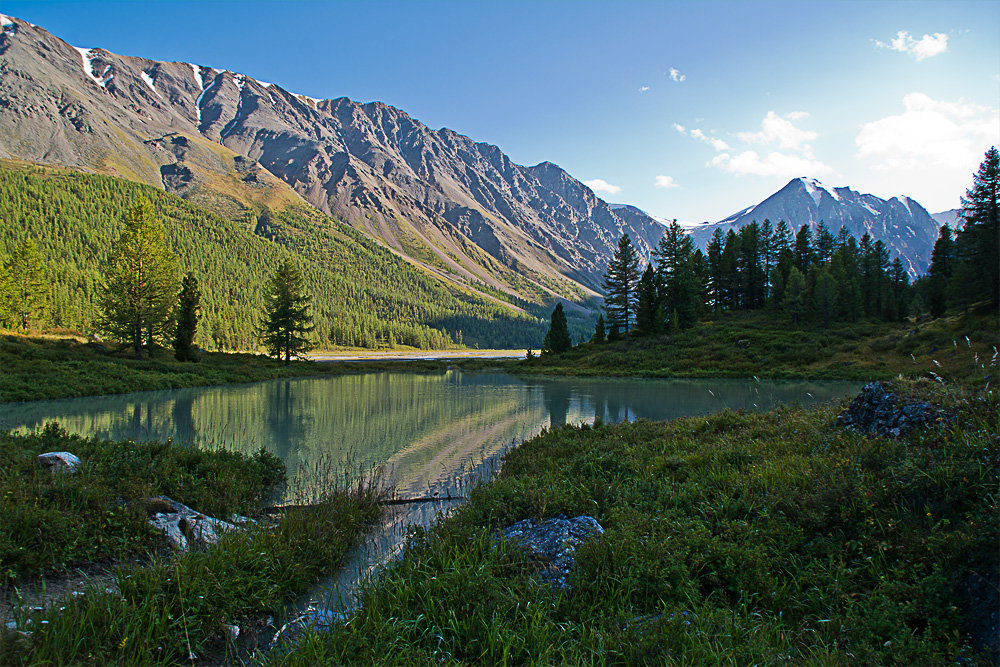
0, 166, 549, 350
540, 147, 998, 350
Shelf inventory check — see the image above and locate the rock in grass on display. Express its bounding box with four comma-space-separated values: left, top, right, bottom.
145, 496, 237, 551
835, 381, 950, 437
36, 451, 81, 473
502, 515, 603, 589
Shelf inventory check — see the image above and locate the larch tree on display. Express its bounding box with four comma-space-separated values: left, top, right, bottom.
260, 259, 315, 365
5, 238, 46, 332
602, 234, 640, 340
954, 146, 999, 310
98, 199, 179, 358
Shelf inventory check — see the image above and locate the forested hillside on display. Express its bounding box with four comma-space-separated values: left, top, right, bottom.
0, 164, 547, 350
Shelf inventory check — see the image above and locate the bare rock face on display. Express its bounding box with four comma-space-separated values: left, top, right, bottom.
0, 14, 665, 302
36, 451, 80, 473
145, 496, 238, 551
502, 514, 604, 588
835, 382, 950, 437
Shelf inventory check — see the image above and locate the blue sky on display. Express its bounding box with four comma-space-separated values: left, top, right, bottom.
4, 0, 998, 221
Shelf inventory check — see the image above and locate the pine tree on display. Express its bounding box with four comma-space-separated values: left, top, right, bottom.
953, 146, 999, 310
706, 228, 726, 311
813, 266, 837, 327
793, 224, 813, 274
814, 221, 835, 265
542, 302, 572, 354
173, 273, 200, 362
602, 234, 640, 340
260, 259, 315, 365
4, 238, 46, 332
98, 199, 179, 358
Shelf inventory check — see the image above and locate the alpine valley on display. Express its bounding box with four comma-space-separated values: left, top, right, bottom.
0, 13, 947, 346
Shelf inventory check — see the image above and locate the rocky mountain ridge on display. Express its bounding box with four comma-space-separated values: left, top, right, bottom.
685, 177, 942, 277
0, 14, 664, 304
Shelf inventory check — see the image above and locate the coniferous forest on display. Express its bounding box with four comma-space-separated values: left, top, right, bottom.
0, 164, 550, 350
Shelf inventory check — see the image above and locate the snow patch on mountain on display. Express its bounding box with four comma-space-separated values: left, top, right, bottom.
0, 14, 15, 34
189, 63, 203, 91
802, 177, 825, 207
141, 70, 159, 96
73, 47, 112, 88
194, 71, 219, 126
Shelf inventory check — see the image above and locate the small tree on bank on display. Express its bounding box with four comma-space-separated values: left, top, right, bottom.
98, 199, 179, 359
260, 259, 314, 365
542, 302, 572, 354
603, 234, 640, 340
173, 273, 200, 362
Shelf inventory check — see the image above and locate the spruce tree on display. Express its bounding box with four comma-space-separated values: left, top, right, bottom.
813, 266, 837, 327
542, 302, 572, 354
260, 259, 315, 365
635, 264, 659, 334
783, 267, 808, 324
602, 234, 640, 340
793, 224, 813, 273
98, 199, 179, 358
593, 314, 606, 343
953, 146, 999, 310
927, 224, 955, 317
4, 238, 46, 332
173, 273, 200, 362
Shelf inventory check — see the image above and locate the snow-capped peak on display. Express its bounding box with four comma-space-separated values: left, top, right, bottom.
0, 14, 14, 29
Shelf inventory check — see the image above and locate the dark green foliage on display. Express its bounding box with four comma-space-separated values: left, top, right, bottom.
653, 222, 701, 329
782, 266, 808, 324
0, 164, 547, 350
927, 225, 955, 318
542, 302, 572, 354
602, 234, 640, 339
173, 273, 200, 362
260, 260, 315, 364
274, 379, 997, 665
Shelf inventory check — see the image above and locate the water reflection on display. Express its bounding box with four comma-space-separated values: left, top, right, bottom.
1, 371, 860, 496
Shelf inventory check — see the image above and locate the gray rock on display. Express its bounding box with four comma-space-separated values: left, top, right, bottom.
146, 496, 236, 551
835, 382, 950, 437
36, 451, 80, 473
501, 514, 604, 588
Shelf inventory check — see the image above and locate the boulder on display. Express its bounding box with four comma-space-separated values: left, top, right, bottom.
36, 452, 80, 474
146, 496, 237, 551
835, 382, 950, 437
501, 514, 603, 588
735, 339, 751, 349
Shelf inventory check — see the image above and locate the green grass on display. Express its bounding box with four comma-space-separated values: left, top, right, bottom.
509, 311, 999, 382
0, 426, 382, 665
272, 378, 998, 665
0, 424, 285, 583
0, 333, 450, 403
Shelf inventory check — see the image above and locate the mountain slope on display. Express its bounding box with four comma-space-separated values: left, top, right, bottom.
0, 162, 545, 349
0, 14, 664, 304
686, 178, 941, 277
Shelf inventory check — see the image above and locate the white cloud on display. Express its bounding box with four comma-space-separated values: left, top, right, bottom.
875, 30, 948, 61
654, 175, 679, 189
710, 151, 833, 177
855, 92, 999, 170
638, 85, 650, 92
583, 178, 622, 195
668, 67, 686, 82
674, 124, 729, 151
737, 111, 817, 151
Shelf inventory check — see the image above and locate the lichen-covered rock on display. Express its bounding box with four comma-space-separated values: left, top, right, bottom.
501, 514, 604, 588
36, 451, 80, 473
146, 496, 237, 551
835, 382, 949, 437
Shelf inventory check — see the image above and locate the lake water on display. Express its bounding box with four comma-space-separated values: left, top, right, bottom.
1, 371, 860, 499
1, 370, 861, 616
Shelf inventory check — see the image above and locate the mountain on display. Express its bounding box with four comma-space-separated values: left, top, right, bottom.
0, 14, 663, 305
686, 178, 941, 277
931, 208, 961, 230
